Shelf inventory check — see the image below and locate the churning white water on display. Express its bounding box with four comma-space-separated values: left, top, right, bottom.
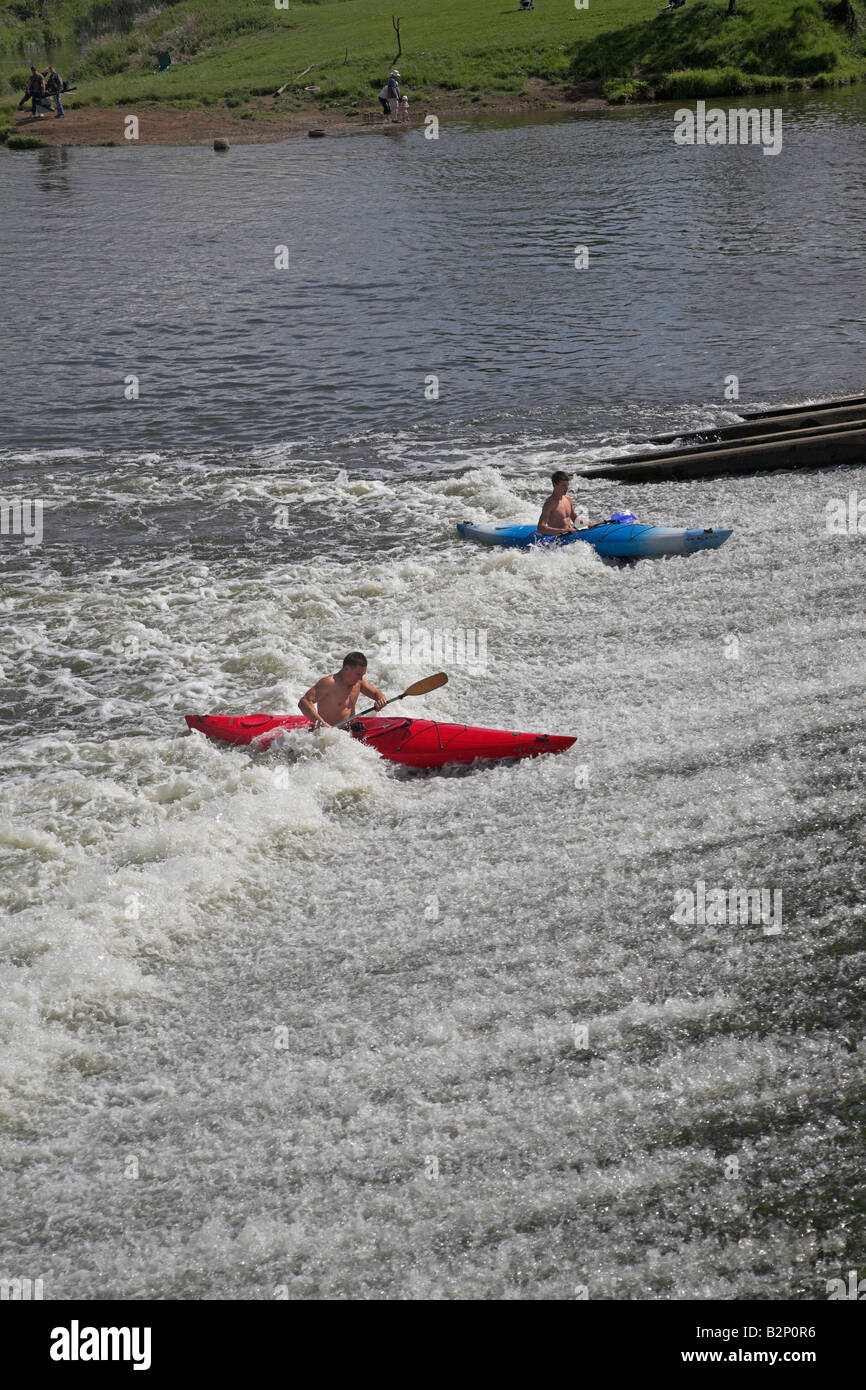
1, 451, 863, 1298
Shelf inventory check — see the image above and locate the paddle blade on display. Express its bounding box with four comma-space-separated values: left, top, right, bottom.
400, 672, 448, 699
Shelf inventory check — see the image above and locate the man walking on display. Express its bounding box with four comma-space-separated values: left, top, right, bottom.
43, 65, 65, 117
24, 66, 48, 118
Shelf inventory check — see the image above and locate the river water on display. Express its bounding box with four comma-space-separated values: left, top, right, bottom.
1, 90, 864, 1300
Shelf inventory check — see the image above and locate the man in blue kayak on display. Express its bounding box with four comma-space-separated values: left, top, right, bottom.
299, 652, 388, 728
537, 471, 582, 536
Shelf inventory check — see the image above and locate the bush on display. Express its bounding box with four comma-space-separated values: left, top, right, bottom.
750, 73, 789, 91
602, 77, 655, 103
655, 65, 800, 98
656, 66, 750, 98
78, 39, 138, 78
792, 47, 842, 74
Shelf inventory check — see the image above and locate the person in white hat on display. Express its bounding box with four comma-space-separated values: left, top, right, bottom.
386, 69, 401, 122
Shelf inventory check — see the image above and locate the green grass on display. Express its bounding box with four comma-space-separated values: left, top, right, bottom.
572, 0, 866, 89
1, 0, 865, 115
5, 130, 45, 147
654, 66, 794, 98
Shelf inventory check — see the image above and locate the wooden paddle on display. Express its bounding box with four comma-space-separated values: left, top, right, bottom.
331, 672, 448, 729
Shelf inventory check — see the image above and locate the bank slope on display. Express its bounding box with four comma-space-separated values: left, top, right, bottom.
1, 0, 865, 125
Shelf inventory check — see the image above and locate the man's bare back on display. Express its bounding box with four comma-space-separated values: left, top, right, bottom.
299, 652, 387, 728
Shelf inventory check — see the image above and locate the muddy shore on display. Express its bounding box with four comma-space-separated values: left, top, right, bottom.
8, 84, 608, 148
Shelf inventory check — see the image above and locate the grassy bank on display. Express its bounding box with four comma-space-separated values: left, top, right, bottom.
1, 0, 865, 127
583, 0, 866, 103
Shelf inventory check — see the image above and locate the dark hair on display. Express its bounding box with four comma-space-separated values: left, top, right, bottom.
342, 651, 367, 668
551, 471, 570, 485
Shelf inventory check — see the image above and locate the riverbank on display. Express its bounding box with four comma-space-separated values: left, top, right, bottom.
2, 0, 864, 150
3, 82, 609, 148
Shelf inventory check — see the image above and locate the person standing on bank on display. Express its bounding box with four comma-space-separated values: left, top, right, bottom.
386, 69, 401, 122
43, 65, 65, 117
24, 66, 48, 117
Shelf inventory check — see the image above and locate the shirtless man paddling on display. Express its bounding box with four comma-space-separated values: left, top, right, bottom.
537, 471, 583, 536
299, 652, 387, 728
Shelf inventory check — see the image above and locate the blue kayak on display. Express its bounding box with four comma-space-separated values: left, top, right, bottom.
456, 520, 732, 558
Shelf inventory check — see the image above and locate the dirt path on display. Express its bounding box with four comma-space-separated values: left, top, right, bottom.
9, 85, 608, 148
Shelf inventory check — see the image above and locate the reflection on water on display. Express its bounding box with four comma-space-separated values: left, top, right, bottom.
1, 88, 865, 451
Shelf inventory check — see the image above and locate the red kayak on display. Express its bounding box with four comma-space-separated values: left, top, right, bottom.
185, 714, 575, 770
